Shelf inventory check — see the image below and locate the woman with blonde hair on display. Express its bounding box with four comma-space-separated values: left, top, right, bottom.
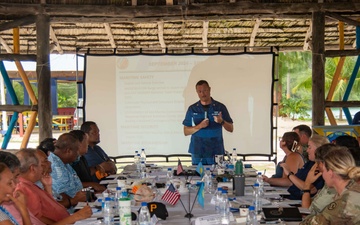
301, 148, 360, 224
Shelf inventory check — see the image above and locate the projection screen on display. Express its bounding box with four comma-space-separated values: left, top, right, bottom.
84, 53, 274, 157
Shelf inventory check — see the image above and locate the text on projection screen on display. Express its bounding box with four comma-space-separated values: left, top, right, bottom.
85, 54, 273, 157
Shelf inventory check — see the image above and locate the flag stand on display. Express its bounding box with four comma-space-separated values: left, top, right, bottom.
184, 181, 194, 219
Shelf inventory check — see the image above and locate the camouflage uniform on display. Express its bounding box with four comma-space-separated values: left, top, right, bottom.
309, 184, 337, 215
301, 179, 360, 225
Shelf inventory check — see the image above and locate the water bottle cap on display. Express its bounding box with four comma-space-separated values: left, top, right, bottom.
168, 168, 172, 171
137, 154, 140, 156
258, 172, 262, 175
233, 148, 236, 150
98, 198, 102, 202
206, 168, 210, 170
116, 187, 121, 190
217, 187, 222, 191
105, 197, 112, 201
254, 183, 260, 187
222, 189, 227, 193
249, 206, 255, 211
228, 165, 234, 169
135, 150, 138, 153
141, 202, 148, 207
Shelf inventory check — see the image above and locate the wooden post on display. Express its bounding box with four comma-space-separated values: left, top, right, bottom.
312, 11, 325, 126
36, 14, 52, 142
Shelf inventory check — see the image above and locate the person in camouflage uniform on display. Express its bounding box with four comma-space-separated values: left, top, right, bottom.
300, 148, 360, 225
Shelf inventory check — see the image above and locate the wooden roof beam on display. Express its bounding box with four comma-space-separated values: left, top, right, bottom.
0, 54, 36, 61
0, 105, 38, 112
303, 21, 312, 51
0, 36, 13, 53
104, 23, 116, 48
2, 3, 360, 20
50, 25, 63, 54
0, 15, 36, 32
325, 12, 360, 26
249, 18, 261, 51
202, 20, 209, 53
157, 21, 166, 53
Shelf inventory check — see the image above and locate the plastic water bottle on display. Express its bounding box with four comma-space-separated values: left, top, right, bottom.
246, 206, 258, 225
114, 187, 122, 212
253, 183, 262, 214
136, 153, 141, 172
134, 151, 139, 169
231, 148, 237, 165
256, 172, 264, 197
138, 202, 151, 225
103, 197, 114, 225
140, 148, 147, 165
166, 168, 173, 188
140, 161, 147, 179
214, 187, 223, 213
227, 164, 235, 176
219, 189, 230, 224
204, 168, 213, 194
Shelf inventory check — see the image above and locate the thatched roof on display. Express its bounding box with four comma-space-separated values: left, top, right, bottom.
0, 0, 360, 54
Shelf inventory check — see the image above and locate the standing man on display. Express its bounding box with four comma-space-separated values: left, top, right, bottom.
183, 80, 233, 165
81, 121, 117, 182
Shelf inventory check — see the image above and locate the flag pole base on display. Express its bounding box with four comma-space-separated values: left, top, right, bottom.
184, 213, 194, 218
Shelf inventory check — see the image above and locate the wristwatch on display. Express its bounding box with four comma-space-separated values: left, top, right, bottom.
221, 120, 225, 125
302, 189, 311, 194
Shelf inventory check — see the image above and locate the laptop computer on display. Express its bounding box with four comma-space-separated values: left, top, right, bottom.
262, 207, 302, 221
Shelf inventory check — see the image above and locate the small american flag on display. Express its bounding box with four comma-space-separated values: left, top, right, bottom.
177, 158, 184, 175
161, 183, 180, 205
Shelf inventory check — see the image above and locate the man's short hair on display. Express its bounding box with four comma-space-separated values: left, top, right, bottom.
335, 135, 359, 148
37, 138, 56, 155
195, 80, 209, 87
69, 130, 87, 142
293, 124, 312, 137
0, 151, 20, 173
15, 149, 39, 174
55, 133, 79, 153
80, 121, 97, 134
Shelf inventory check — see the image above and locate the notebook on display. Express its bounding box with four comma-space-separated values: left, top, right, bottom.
262, 207, 302, 221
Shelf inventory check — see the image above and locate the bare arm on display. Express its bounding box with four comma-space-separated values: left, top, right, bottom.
285, 153, 304, 175
183, 119, 209, 136
8, 192, 31, 225
262, 176, 292, 187
301, 164, 323, 208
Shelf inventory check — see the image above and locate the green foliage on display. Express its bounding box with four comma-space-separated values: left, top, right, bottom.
57, 82, 77, 107
279, 97, 310, 120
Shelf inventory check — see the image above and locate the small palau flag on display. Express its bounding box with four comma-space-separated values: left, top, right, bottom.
196, 161, 204, 178
197, 182, 205, 208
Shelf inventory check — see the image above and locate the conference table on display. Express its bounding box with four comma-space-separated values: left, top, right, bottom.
75, 165, 306, 225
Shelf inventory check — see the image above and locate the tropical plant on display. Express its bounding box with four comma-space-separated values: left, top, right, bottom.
279, 97, 310, 120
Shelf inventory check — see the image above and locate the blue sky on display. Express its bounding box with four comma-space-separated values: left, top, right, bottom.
3, 54, 84, 71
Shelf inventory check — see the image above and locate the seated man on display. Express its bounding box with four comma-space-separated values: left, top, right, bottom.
81, 121, 117, 182
70, 130, 106, 192
15, 148, 92, 224
48, 133, 87, 210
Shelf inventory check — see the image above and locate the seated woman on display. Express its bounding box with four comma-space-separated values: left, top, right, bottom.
263, 134, 328, 200
271, 132, 304, 179
0, 162, 31, 225
300, 147, 360, 224
302, 144, 360, 215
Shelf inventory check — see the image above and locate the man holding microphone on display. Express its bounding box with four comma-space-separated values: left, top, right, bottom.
183, 80, 233, 165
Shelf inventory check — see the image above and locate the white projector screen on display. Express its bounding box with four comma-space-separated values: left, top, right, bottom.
85, 53, 274, 157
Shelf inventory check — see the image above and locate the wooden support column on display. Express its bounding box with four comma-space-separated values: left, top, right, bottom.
312, 11, 325, 126
36, 14, 52, 142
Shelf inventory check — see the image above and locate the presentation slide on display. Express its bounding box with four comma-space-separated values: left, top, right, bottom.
85, 53, 274, 157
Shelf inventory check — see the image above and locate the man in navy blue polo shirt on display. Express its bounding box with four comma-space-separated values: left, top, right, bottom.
183, 80, 233, 165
